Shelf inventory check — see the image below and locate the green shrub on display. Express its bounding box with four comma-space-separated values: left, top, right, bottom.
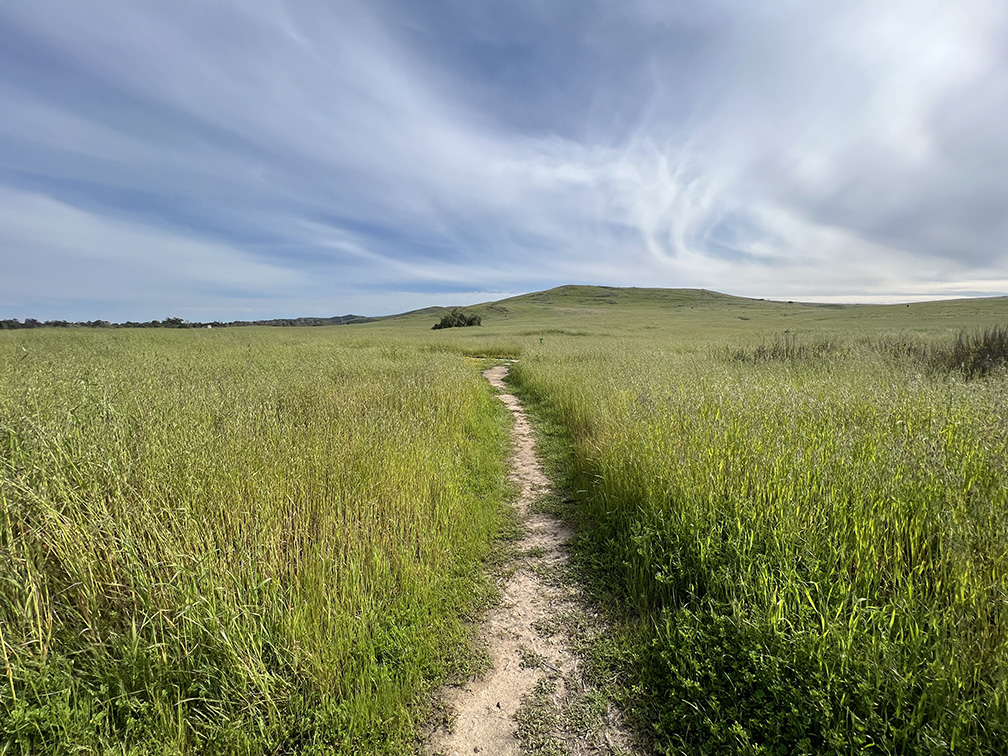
432, 308, 481, 330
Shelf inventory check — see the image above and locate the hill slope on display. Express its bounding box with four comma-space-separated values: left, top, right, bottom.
372, 285, 1008, 340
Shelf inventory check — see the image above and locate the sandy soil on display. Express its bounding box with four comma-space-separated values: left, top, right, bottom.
426, 365, 632, 756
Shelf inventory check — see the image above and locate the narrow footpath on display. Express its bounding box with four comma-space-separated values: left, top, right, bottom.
427, 365, 632, 756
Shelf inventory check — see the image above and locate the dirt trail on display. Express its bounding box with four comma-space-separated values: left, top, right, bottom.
427, 365, 631, 756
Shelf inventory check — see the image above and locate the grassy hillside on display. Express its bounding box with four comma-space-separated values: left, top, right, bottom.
381, 284, 1008, 341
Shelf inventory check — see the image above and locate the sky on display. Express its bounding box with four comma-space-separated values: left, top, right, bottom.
1, 0, 1007, 321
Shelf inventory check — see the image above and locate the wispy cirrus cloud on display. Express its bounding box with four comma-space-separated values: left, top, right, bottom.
1, 0, 1005, 320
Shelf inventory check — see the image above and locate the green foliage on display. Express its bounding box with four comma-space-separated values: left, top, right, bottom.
0, 328, 510, 754
431, 308, 481, 330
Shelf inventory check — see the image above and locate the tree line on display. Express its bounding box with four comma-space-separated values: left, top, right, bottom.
0, 315, 375, 330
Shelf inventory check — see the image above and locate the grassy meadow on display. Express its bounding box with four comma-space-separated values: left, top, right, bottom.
2, 285, 1008, 754
497, 288, 1008, 754
0, 328, 513, 754
399, 286, 1008, 753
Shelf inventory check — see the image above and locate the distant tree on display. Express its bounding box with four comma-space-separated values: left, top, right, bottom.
163, 317, 184, 328
432, 308, 482, 330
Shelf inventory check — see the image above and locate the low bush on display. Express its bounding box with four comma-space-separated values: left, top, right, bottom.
432, 308, 481, 330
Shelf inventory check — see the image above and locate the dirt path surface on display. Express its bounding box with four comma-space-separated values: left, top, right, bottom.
427, 365, 632, 756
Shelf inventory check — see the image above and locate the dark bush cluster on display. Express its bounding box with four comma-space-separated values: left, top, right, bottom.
432, 308, 481, 330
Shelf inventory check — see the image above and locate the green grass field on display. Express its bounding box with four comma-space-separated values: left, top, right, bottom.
3, 286, 1007, 754
0, 328, 513, 754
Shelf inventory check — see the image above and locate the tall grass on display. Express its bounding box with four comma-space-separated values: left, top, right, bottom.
939, 325, 1008, 379
872, 325, 1008, 380
728, 333, 841, 364
0, 328, 510, 754
511, 335, 1008, 754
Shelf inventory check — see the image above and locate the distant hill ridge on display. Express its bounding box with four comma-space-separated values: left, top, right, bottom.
3, 285, 1006, 329
0, 314, 377, 330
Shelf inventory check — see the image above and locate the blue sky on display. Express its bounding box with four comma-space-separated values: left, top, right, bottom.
1, 0, 1007, 320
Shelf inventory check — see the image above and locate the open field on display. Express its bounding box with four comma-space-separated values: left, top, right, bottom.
3, 286, 1008, 754
0, 328, 512, 754
494, 288, 1008, 754
402, 287, 1008, 753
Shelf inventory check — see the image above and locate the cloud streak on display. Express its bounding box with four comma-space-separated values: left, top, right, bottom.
1, 0, 1006, 319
